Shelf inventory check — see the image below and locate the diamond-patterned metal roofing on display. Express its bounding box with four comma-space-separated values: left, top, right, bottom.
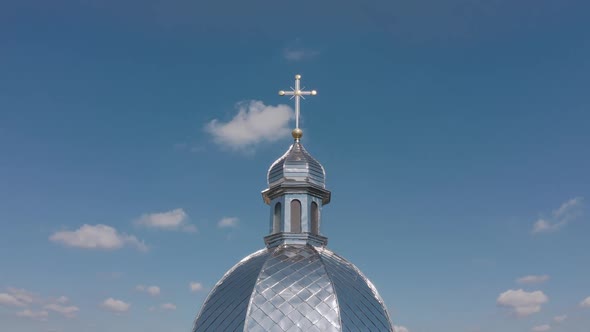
192, 245, 394, 332
193, 249, 269, 332
245, 245, 340, 332
318, 248, 394, 332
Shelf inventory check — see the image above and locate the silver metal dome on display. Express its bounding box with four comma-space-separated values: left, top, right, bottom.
267, 142, 326, 189
193, 245, 394, 332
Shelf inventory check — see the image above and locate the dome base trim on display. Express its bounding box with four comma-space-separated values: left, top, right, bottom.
264, 232, 328, 248
262, 183, 331, 205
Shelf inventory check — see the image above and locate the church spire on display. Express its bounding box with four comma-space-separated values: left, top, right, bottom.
262, 75, 330, 248
278, 74, 317, 141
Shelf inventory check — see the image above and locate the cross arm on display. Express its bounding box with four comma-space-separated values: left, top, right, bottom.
299, 90, 317, 96
278, 90, 317, 96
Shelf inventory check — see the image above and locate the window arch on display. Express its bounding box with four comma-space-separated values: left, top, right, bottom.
273, 202, 282, 233
290, 199, 301, 233
311, 202, 319, 235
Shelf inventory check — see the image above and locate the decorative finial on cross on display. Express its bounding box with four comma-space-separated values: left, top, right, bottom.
278, 74, 317, 140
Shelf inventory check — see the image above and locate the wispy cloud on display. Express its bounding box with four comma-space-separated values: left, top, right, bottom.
0, 293, 27, 307
553, 315, 567, 323
218, 217, 239, 228
1, 288, 79, 319
282, 39, 319, 61
101, 298, 130, 313
50, 224, 148, 252
189, 282, 203, 292
135, 285, 160, 296
135, 208, 196, 233
42, 294, 79, 318
206, 100, 293, 151
0, 288, 36, 307
532, 197, 584, 233
16, 309, 48, 321
283, 47, 320, 61
531, 324, 551, 332
497, 289, 548, 317
160, 303, 176, 310
44, 303, 79, 318
55, 296, 68, 304
580, 296, 590, 308
394, 326, 410, 332
516, 275, 550, 285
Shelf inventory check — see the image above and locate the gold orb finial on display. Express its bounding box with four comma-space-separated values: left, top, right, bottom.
295, 74, 301, 80
279, 90, 285, 96
311, 90, 317, 95
292, 128, 303, 140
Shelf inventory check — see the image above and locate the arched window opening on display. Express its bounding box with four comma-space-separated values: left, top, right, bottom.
290, 200, 302, 233
311, 202, 319, 235
273, 202, 282, 233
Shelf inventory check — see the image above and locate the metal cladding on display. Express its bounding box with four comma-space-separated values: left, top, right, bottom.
193, 75, 394, 332
267, 142, 326, 189
193, 245, 394, 332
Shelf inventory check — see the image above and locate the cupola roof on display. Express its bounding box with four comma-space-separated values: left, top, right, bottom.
267, 141, 325, 189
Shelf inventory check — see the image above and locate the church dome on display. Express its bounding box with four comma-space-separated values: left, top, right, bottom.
267, 141, 326, 189
192, 244, 394, 332
192, 75, 395, 332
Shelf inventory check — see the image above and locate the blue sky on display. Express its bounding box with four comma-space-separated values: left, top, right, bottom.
1, 1, 589, 331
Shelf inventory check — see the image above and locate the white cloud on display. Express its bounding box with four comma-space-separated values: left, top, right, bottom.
497, 289, 548, 317
146, 286, 160, 296
136, 285, 160, 296
0, 288, 37, 307
55, 296, 68, 304
531, 324, 551, 332
16, 309, 48, 321
189, 282, 203, 292
580, 296, 590, 307
532, 219, 553, 233
101, 298, 130, 313
44, 303, 79, 318
281, 39, 319, 62
283, 47, 319, 61
0, 293, 26, 307
394, 326, 409, 332
2, 289, 79, 319
136, 208, 196, 232
553, 315, 567, 323
517, 275, 550, 284
7, 288, 36, 304
218, 217, 239, 228
532, 197, 584, 233
206, 100, 294, 150
182, 224, 198, 233
50, 224, 148, 252
136, 209, 187, 228
554, 197, 582, 218
160, 303, 176, 310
